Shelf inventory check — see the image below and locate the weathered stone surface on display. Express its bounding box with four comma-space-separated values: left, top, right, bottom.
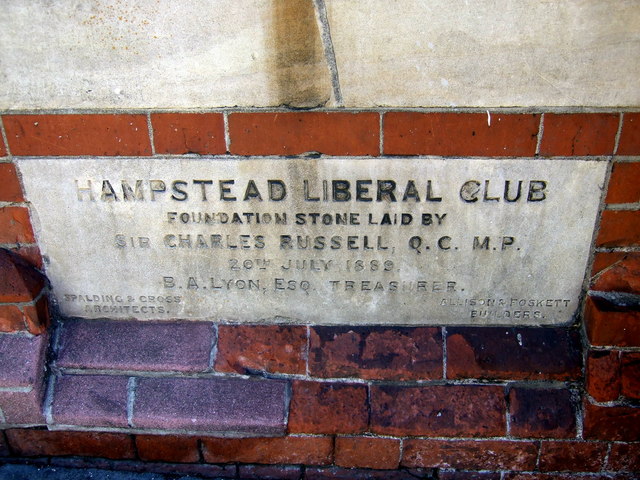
327, 0, 640, 107
0, 0, 331, 110
18, 157, 606, 325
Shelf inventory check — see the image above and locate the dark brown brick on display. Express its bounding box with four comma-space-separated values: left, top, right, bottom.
4, 114, 151, 156
309, 326, 442, 380
586, 350, 621, 402
0, 132, 6, 157
334, 436, 400, 470
597, 210, 640, 248
5, 429, 135, 459
607, 442, 640, 472
0, 206, 35, 244
538, 441, 607, 472
439, 473, 501, 480
607, 162, 640, 204
238, 464, 302, 480
591, 252, 628, 276
585, 296, 640, 347
503, 474, 618, 480
539, 113, 619, 156
447, 327, 582, 381
306, 467, 435, 480
22, 296, 50, 335
618, 113, 640, 155
229, 112, 379, 156
621, 352, 640, 399
0, 305, 26, 332
288, 380, 368, 434
384, 112, 539, 156
591, 253, 640, 294
202, 436, 333, 465
402, 439, 538, 470
135, 435, 199, 463
215, 325, 307, 375
583, 401, 640, 440
0, 163, 24, 202
151, 113, 226, 154
509, 387, 576, 438
370, 384, 505, 437
0, 248, 45, 303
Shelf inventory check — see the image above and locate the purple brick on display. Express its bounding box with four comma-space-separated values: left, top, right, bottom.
51, 375, 129, 427
133, 377, 287, 434
57, 319, 214, 372
0, 333, 48, 424
0, 333, 47, 387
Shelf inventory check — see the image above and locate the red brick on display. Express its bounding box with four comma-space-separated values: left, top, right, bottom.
0, 131, 6, 157
201, 436, 333, 465
288, 380, 368, 434
586, 350, 621, 402
151, 113, 225, 154
539, 113, 619, 156
509, 387, 576, 438
309, 326, 442, 380
538, 441, 607, 472
607, 442, 640, 472
0, 304, 26, 332
384, 112, 539, 156
402, 439, 538, 470
0, 163, 24, 202
591, 254, 640, 294
0, 206, 35, 244
607, 163, 640, 204
9, 245, 43, 269
21, 296, 50, 335
447, 327, 581, 381
583, 401, 640, 440
0, 248, 45, 303
617, 113, 640, 155
597, 210, 640, 247
585, 296, 640, 347
621, 352, 640, 399
215, 325, 307, 375
592, 252, 628, 276
228, 112, 379, 156
4, 114, 151, 156
370, 384, 505, 437
135, 435, 199, 463
334, 436, 400, 469
5, 429, 135, 459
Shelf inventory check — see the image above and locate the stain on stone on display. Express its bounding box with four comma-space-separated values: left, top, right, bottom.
270, 0, 330, 108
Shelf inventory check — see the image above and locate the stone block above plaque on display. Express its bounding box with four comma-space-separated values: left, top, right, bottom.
17, 157, 607, 325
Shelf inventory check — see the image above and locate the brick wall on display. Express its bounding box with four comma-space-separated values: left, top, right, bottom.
0, 110, 639, 478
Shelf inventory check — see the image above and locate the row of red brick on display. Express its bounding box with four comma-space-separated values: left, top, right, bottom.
0, 112, 638, 157
2, 429, 639, 474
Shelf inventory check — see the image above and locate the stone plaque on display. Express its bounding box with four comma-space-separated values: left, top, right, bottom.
17, 158, 607, 325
